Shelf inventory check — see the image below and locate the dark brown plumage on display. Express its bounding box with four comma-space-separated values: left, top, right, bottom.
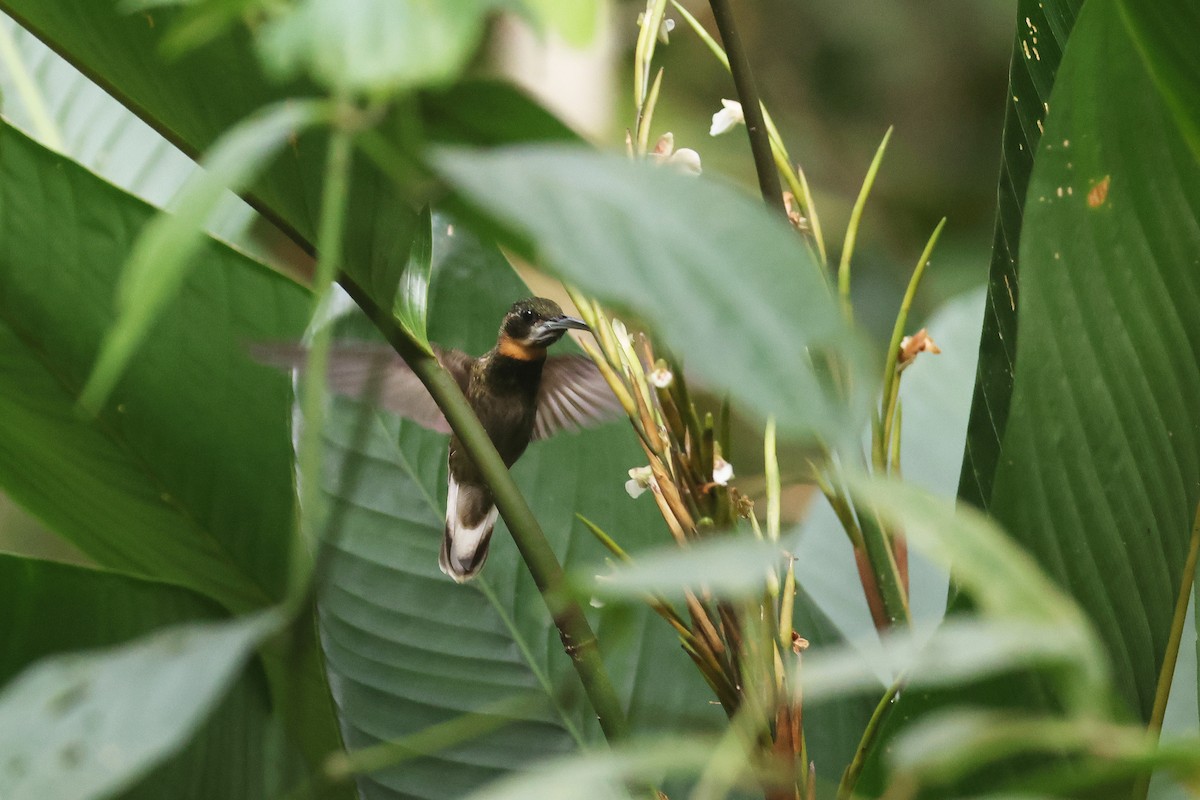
254, 297, 622, 582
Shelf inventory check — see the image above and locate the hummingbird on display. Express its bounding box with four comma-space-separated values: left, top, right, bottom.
256, 297, 622, 582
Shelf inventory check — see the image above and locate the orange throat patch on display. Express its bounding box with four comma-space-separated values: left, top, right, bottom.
497, 335, 547, 361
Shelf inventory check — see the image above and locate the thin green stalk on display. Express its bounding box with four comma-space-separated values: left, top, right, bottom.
838, 126, 893, 321
634, 0, 669, 110
636, 67, 665, 156
838, 676, 903, 800
336, 275, 629, 744
1132, 502, 1200, 800
275, 117, 356, 799
293, 124, 354, 596
873, 218, 946, 470
707, 0, 786, 216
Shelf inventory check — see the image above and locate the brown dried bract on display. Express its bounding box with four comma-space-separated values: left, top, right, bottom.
898, 328, 942, 368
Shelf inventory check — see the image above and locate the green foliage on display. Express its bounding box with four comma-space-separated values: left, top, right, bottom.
958, 0, 1083, 511
0, 0, 1199, 798
0, 579, 280, 800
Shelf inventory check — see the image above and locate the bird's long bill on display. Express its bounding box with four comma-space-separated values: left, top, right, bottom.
538, 315, 590, 333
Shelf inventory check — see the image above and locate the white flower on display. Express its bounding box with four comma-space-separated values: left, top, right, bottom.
648, 362, 674, 388
625, 465, 655, 499
667, 148, 701, 175
650, 132, 702, 175
712, 457, 734, 486
709, 99, 744, 136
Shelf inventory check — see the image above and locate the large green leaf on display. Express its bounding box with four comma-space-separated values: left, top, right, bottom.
0, 120, 344, 777
436, 146, 867, 440
0, 584, 279, 800
864, 1, 1200, 794
0, 120, 305, 610
0, 555, 282, 800
0, 12, 260, 252
957, 0, 1082, 511
984, 0, 1200, 723
1117, 0, 1200, 159
259, 0, 505, 94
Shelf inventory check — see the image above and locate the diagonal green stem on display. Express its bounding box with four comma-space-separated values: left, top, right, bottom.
1133, 502, 1200, 799
337, 274, 629, 745
707, 0, 785, 216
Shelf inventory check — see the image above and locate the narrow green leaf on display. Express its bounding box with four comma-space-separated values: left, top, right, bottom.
0, 609, 280, 800
462, 737, 721, 800
958, 0, 1083, 511
588, 536, 783, 601
393, 204, 433, 348
801, 620, 1096, 703
258, 0, 502, 93
436, 145, 869, 439
79, 100, 329, 412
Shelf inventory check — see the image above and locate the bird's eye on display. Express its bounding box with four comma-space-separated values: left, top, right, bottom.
520, 308, 535, 322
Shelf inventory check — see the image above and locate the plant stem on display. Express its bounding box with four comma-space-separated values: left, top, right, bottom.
337, 274, 630, 744
838, 676, 903, 800
873, 218, 946, 471
1133, 502, 1200, 799
707, 0, 786, 216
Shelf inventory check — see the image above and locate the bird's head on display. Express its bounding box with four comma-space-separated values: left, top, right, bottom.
497, 298, 589, 359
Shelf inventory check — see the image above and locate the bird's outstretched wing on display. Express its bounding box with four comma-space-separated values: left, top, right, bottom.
250, 341, 472, 434
532, 355, 625, 440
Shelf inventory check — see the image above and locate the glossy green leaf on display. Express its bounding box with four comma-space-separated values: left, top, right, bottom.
259, 0, 502, 94
983, 0, 1200, 723
392, 204, 433, 348
0, 12, 262, 253
0, 120, 305, 610
80, 100, 329, 411
436, 145, 868, 439
958, 0, 1083, 511
0, 555, 283, 800
0, 120, 344, 777
0, 599, 279, 800
1118, 0, 1200, 160
866, 3, 1200, 794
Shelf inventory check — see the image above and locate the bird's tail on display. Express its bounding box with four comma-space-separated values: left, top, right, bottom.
440, 475, 498, 583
